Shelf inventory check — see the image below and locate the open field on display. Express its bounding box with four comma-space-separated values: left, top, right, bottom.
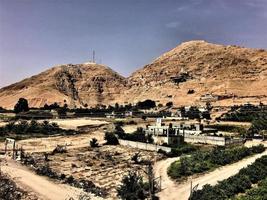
46, 118, 110, 130
0, 129, 106, 153
26, 145, 162, 199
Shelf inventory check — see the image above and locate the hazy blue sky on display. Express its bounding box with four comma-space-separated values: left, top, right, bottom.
0, 0, 267, 87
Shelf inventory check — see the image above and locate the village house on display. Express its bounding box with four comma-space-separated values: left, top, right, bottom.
146, 119, 243, 146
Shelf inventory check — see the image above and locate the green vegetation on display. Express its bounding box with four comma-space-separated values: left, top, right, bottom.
158, 143, 198, 157
168, 145, 265, 180
220, 104, 267, 122
90, 138, 99, 147
112, 123, 154, 144
206, 124, 248, 136
122, 127, 153, 143
0, 173, 26, 200
170, 143, 198, 156
179, 106, 211, 120
14, 98, 29, 113
190, 155, 267, 200
233, 177, 267, 200
0, 120, 75, 138
247, 118, 267, 137
117, 171, 146, 200
166, 102, 173, 107
136, 99, 156, 110
104, 132, 119, 145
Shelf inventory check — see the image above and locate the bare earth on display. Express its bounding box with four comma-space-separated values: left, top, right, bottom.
154, 142, 267, 200
47, 118, 109, 130
1, 158, 98, 200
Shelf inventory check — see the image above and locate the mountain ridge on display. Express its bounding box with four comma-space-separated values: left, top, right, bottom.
0, 40, 266, 109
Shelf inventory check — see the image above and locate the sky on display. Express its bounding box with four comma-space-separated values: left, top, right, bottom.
0, 0, 267, 87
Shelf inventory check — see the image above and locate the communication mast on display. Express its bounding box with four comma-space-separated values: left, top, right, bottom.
93, 50, 95, 63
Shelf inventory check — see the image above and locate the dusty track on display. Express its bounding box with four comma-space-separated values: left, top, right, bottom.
1, 158, 89, 200
154, 148, 267, 200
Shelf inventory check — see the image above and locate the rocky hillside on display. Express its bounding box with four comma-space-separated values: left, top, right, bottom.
0, 41, 266, 109
123, 40, 267, 106
0, 63, 126, 108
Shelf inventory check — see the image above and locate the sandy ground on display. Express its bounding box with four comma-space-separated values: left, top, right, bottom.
1, 158, 102, 200
0, 121, 7, 127
122, 124, 147, 133
154, 141, 267, 200
46, 118, 109, 130
0, 129, 106, 153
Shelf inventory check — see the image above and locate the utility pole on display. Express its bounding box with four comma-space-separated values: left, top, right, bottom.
93, 50, 95, 63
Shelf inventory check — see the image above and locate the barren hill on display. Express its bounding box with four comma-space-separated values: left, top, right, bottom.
122, 40, 267, 106
0, 41, 267, 109
0, 63, 126, 108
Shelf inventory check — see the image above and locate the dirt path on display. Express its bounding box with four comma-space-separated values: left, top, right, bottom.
1, 158, 86, 200
154, 150, 267, 200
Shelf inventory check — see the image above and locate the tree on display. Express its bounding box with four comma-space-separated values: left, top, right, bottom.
166, 102, 173, 107
14, 98, 29, 113
114, 123, 126, 139
117, 171, 146, 200
137, 100, 156, 110
141, 116, 147, 121
115, 103, 119, 111
104, 132, 119, 145
158, 104, 163, 108
90, 138, 99, 147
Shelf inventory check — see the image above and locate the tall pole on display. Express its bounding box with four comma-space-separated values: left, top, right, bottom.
4, 139, 7, 154
93, 50, 95, 63
12, 141, 16, 159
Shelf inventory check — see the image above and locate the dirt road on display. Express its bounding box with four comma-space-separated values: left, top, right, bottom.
1, 158, 100, 200
154, 150, 267, 200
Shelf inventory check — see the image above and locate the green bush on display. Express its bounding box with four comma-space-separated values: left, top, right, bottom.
104, 132, 119, 145
168, 145, 265, 180
90, 138, 99, 147
117, 171, 146, 200
191, 156, 267, 200
0, 120, 72, 136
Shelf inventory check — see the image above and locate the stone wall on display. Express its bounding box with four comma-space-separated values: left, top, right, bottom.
118, 139, 172, 152
184, 135, 244, 146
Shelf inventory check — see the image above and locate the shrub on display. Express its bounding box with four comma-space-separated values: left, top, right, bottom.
191, 156, 267, 200
166, 102, 173, 107
104, 132, 119, 145
168, 145, 265, 180
117, 171, 146, 200
90, 138, 99, 147
14, 98, 29, 113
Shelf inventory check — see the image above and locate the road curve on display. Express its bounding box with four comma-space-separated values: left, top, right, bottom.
154, 150, 267, 200
1, 158, 83, 200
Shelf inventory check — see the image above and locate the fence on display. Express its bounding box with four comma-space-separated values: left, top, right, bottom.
119, 139, 172, 152
184, 135, 244, 146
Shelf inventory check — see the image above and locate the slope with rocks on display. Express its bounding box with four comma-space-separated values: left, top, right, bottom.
123, 40, 267, 106
0, 63, 126, 108
0, 41, 266, 109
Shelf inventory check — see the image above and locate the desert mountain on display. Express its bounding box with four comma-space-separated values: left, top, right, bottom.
0, 63, 126, 108
123, 40, 267, 106
0, 40, 267, 109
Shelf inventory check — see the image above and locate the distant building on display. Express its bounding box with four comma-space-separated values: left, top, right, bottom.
200, 93, 218, 102
146, 119, 243, 146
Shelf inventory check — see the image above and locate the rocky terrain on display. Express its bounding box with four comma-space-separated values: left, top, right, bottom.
124, 40, 267, 107
0, 40, 266, 108
0, 63, 126, 108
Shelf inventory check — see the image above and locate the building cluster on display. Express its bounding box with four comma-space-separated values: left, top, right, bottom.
145, 119, 244, 146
